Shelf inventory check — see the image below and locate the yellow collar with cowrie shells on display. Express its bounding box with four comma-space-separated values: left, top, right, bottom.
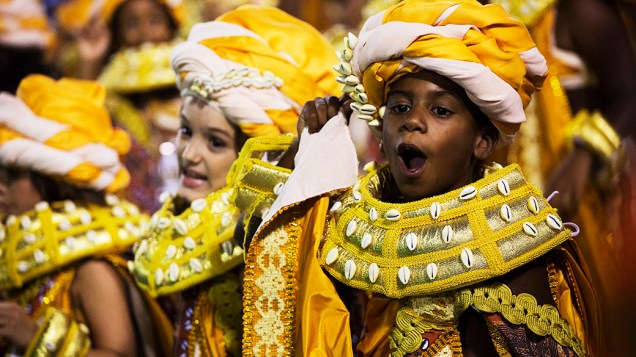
0, 196, 146, 290
320, 163, 570, 299
132, 186, 242, 297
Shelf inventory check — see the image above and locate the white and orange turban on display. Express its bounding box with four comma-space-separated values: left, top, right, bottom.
55, 0, 185, 33
341, 0, 548, 144
0, 74, 131, 192
170, 5, 340, 137
0, 0, 55, 49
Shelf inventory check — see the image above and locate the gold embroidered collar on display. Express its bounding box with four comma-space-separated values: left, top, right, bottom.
320, 164, 570, 299
0, 196, 146, 290
133, 186, 243, 297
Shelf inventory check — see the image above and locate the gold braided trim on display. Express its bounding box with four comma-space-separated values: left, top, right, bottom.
457, 283, 585, 356
0, 198, 146, 290
491, 0, 557, 26
564, 109, 625, 183
242, 204, 303, 357
227, 135, 293, 221
208, 272, 243, 356
25, 306, 90, 357
133, 186, 242, 297
321, 164, 571, 299
389, 306, 462, 357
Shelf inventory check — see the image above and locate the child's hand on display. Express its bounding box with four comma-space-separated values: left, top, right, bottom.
298, 95, 353, 134
0, 302, 37, 349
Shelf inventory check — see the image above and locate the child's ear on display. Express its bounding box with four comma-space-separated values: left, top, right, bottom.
473, 129, 498, 160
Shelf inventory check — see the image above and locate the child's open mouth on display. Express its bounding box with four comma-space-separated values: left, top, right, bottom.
181, 167, 208, 188
398, 144, 427, 176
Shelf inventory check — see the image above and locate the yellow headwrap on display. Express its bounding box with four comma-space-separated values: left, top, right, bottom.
170, 5, 340, 137
55, 0, 185, 33
0, 0, 55, 49
339, 0, 548, 144
0, 74, 131, 192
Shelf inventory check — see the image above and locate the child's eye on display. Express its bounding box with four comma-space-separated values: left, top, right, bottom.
390, 104, 411, 114
208, 137, 228, 150
432, 107, 453, 117
179, 126, 192, 137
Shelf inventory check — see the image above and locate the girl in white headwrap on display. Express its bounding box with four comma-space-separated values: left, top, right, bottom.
131, 6, 340, 356
237, 0, 590, 355
0, 74, 172, 356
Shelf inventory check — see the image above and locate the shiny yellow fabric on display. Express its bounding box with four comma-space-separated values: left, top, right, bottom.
297, 196, 353, 356
361, 0, 545, 137
55, 0, 185, 32
191, 6, 339, 137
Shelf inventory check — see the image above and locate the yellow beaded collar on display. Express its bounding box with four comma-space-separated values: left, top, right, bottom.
0, 196, 146, 290
133, 187, 242, 297
320, 164, 570, 299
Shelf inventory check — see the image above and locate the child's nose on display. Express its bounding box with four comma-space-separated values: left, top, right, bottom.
401, 111, 428, 133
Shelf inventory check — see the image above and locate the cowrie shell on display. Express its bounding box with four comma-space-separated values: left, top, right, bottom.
359, 104, 377, 115
190, 199, 207, 213
405, 233, 418, 251
136, 239, 148, 255
354, 84, 365, 93
350, 102, 362, 112
65, 236, 76, 249
127, 205, 140, 215
499, 204, 512, 222
174, 219, 188, 235
430, 202, 441, 219
523, 222, 538, 236
361, 233, 372, 249
527, 196, 540, 214
357, 92, 369, 103
344, 75, 360, 86
385, 209, 401, 221
333, 62, 352, 76
35, 201, 49, 212
357, 113, 374, 121
368, 263, 379, 283
105, 194, 119, 206
221, 241, 234, 256
118, 228, 128, 239
369, 207, 378, 221
34, 249, 45, 264
330, 201, 342, 212
20, 216, 31, 229
326, 247, 339, 265
155, 269, 163, 285
346, 220, 357, 237
398, 266, 411, 284
24, 233, 36, 244
221, 192, 230, 205
273, 182, 285, 195
363, 161, 376, 172
342, 48, 353, 61
461, 248, 474, 268
86, 230, 97, 243
17, 261, 29, 273
427, 263, 438, 280
80, 212, 92, 225
64, 200, 76, 213
112, 206, 126, 218
378, 106, 386, 119
344, 260, 357, 279
459, 186, 477, 200
168, 262, 179, 282
352, 190, 362, 202
546, 214, 563, 230
347, 32, 358, 49
184, 237, 196, 250
6, 215, 16, 226
368, 119, 381, 127
125, 222, 136, 233
159, 191, 171, 203
165, 245, 176, 259
497, 179, 511, 196
442, 225, 453, 243
189, 258, 203, 273
158, 217, 171, 229
58, 219, 71, 231
127, 260, 135, 273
